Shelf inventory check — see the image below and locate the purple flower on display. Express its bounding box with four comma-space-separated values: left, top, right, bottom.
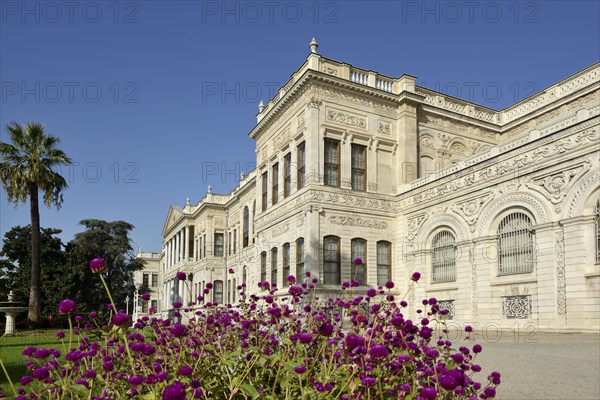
173, 301, 183, 309
298, 333, 312, 344
288, 285, 302, 296
410, 271, 421, 282
56, 331, 65, 339
318, 322, 334, 337
228, 267, 234, 274
420, 386, 437, 400
112, 313, 129, 326
176, 272, 186, 281
473, 344, 483, 353
361, 376, 376, 387
465, 325, 473, 332
369, 344, 388, 359
294, 365, 306, 374
19, 376, 32, 385
385, 281, 394, 289
128, 375, 144, 385
141, 293, 151, 301
89, 258, 107, 273
484, 386, 497, 398
162, 381, 187, 400
88, 311, 97, 319
171, 323, 189, 338
353, 257, 363, 265
205, 282, 213, 289
178, 365, 193, 376
58, 299, 77, 314
439, 374, 459, 390
287, 275, 296, 284
366, 288, 377, 297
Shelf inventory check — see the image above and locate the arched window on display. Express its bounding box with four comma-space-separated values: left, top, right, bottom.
323, 236, 341, 284
282, 243, 291, 285
595, 199, 600, 264
243, 206, 249, 247
296, 238, 305, 279
431, 231, 456, 283
498, 212, 534, 275
213, 280, 223, 304
377, 241, 391, 285
351, 238, 367, 284
271, 247, 278, 287
260, 252, 267, 283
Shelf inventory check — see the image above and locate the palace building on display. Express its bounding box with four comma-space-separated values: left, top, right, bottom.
150, 40, 599, 331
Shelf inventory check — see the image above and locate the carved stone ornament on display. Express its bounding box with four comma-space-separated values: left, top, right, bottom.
326, 109, 367, 129
328, 216, 388, 230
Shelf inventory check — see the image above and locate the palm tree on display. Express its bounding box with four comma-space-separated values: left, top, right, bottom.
0, 122, 72, 325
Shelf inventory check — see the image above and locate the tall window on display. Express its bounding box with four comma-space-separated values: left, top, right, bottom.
271, 247, 278, 286
324, 139, 340, 187
232, 278, 236, 303
252, 201, 256, 242
297, 141, 306, 190
284, 153, 291, 198
351, 144, 367, 191
260, 252, 267, 283
228, 231, 232, 255
233, 229, 237, 254
152, 273, 158, 287
498, 213, 534, 275
242, 266, 247, 285
272, 163, 279, 205
595, 199, 600, 264
377, 241, 391, 285
282, 243, 290, 285
296, 238, 305, 279
213, 280, 223, 304
243, 206, 249, 247
143, 273, 149, 287
262, 172, 268, 211
203, 234, 206, 258
323, 236, 341, 284
214, 233, 224, 257
351, 238, 367, 284
431, 231, 456, 283
227, 280, 231, 304
151, 300, 157, 311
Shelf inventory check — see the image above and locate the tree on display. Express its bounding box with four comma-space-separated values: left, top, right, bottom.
65, 220, 145, 313
0, 122, 72, 325
0, 226, 67, 320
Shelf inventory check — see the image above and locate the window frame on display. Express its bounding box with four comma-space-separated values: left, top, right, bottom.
324, 139, 340, 187
297, 141, 306, 190
351, 143, 367, 191
323, 236, 341, 284
376, 241, 392, 285
431, 230, 457, 283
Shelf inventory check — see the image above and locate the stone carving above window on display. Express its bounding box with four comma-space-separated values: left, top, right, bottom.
378, 120, 391, 135
326, 108, 367, 129
328, 215, 388, 230
452, 193, 493, 232
502, 295, 532, 319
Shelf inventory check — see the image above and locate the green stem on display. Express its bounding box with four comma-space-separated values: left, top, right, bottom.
0, 358, 17, 397
99, 273, 116, 311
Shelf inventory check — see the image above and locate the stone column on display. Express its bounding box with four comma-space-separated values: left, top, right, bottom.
305, 101, 321, 185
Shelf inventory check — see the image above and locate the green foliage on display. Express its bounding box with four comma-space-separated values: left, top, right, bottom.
64, 219, 145, 312
0, 226, 66, 320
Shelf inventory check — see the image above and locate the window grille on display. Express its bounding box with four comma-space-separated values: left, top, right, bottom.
213, 280, 223, 304
324, 139, 340, 187
262, 172, 268, 211
437, 300, 455, 319
243, 207, 249, 247
283, 243, 290, 285
296, 238, 305, 279
498, 213, 534, 275
271, 247, 278, 286
376, 241, 391, 285
143, 273, 149, 287
260, 252, 267, 283
152, 274, 158, 287
284, 153, 291, 198
297, 142, 306, 190
272, 163, 279, 205
323, 236, 341, 284
432, 231, 457, 283
214, 233, 224, 257
502, 295, 532, 319
351, 144, 366, 191
351, 238, 366, 284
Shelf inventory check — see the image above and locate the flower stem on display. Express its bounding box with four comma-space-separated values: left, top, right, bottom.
0, 359, 17, 397
99, 273, 116, 311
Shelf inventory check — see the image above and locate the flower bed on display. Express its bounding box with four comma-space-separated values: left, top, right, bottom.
0, 262, 500, 399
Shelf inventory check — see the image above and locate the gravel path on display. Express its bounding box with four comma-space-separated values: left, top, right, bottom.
452, 330, 600, 400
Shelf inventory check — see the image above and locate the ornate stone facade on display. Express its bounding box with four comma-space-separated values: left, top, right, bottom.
152, 43, 599, 331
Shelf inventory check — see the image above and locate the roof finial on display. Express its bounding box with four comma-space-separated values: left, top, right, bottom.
309, 37, 318, 53
258, 100, 265, 113
186, 196, 190, 205
207, 185, 212, 194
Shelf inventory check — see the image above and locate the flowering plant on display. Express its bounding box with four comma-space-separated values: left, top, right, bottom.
0, 264, 501, 399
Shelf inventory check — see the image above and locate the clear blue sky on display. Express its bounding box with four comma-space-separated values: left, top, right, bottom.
1, 0, 599, 253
